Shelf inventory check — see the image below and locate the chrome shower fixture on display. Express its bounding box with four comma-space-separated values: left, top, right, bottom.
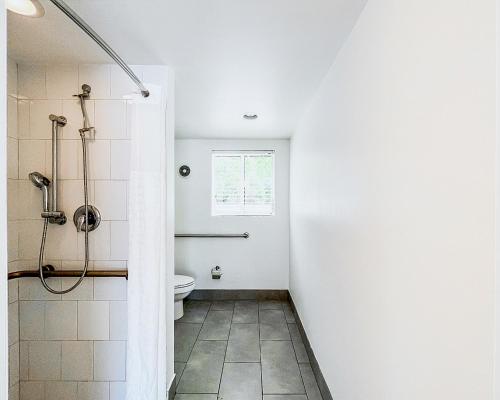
36, 85, 99, 295
29, 172, 50, 212
74, 84, 94, 135
44, 114, 67, 225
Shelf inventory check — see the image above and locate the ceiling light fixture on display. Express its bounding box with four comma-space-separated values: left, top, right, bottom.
6, 0, 45, 17
243, 114, 258, 120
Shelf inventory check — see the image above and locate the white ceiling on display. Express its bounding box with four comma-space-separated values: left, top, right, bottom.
8, 0, 367, 138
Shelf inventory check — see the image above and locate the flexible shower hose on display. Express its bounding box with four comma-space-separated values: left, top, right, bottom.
38, 131, 90, 294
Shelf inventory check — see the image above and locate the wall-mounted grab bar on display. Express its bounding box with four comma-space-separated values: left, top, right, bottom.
48, 0, 150, 98
8, 269, 128, 280
175, 232, 250, 239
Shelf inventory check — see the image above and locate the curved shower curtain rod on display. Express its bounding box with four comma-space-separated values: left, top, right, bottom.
48, 0, 150, 98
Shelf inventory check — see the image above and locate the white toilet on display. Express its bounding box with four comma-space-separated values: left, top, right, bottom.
174, 274, 195, 320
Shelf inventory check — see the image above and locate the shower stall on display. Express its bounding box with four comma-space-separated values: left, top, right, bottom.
6, 60, 175, 400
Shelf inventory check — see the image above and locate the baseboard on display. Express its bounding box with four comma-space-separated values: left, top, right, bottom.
188, 289, 288, 301
288, 293, 333, 400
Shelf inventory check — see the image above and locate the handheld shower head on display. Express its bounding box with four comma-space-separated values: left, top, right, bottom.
29, 172, 50, 213
29, 172, 50, 188
81, 84, 91, 96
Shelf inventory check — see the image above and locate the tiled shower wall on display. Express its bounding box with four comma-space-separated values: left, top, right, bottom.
6, 61, 151, 400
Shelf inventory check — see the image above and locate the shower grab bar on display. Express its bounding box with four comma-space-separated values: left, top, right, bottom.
8, 269, 128, 280
175, 232, 250, 238
48, 0, 150, 98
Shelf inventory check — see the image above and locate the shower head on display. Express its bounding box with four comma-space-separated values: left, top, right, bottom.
29, 172, 50, 213
29, 172, 50, 188
81, 84, 91, 95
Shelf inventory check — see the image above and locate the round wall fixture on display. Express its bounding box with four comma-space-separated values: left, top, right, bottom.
179, 165, 191, 177
243, 114, 258, 120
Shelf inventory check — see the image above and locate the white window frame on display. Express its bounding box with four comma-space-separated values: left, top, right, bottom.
211, 150, 276, 216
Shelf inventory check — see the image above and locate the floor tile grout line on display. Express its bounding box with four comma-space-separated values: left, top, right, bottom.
180, 304, 208, 367
216, 303, 231, 396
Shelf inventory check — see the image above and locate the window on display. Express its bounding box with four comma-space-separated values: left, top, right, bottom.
212, 151, 275, 216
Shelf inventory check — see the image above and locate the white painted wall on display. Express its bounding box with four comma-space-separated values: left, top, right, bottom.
175, 139, 289, 289
290, 1, 496, 399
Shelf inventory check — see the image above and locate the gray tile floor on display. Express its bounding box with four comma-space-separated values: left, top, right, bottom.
174, 299, 323, 400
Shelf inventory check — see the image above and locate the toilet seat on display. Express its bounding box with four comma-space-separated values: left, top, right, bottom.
175, 275, 195, 292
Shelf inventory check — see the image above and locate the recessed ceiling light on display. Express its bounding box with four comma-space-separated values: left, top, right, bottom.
6, 0, 45, 17
243, 114, 258, 120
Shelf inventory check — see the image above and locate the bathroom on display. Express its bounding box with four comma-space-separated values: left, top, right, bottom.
1, 1, 499, 400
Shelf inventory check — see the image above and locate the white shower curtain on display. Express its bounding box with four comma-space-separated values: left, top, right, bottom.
126, 84, 168, 400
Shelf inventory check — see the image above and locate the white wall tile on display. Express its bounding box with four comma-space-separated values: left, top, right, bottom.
110, 221, 129, 260
85, 221, 110, 261
95, 181, 127, 221
30, 100, 62, 139
9, 280, 18, 304
77, 301, 109, 340
62, 99, 95, 140
110, 140, 130, 180
17, 99, 30, 139
19, 277, 61, 301
45, 301, 77, 340
18, 65, 46, 99
79, 65, 110, 99
93, 260, 126, 271
20, 382, 44, 400
45, 382, 77, 400
61, 341, 93, 381
59, 140, 80, 179
8, 260, 20, 274
9, 383, 19, 400
18, 220, 44, 260
8, 58, 18, 97
8, 96, 18, 139
28, 341, 61, 380
79, 140, 110, 180
109, 382, 126, 400
94, 279, 126, 301
94, 100, 127, 139
8, 221, 19, 262
7, 180, 19, 222
93, 341, 126, 381
19, 140, 47, 178
61, 260, 93, 271
8, 302, 19, 345
19, 301, 45, 340
60, 180, 94, 219
44, 222, 78, 261
77, 382, 109, 400
46, 65, 78, 99
20, 342, 29, 380
8, 138, 18, 179
9, 343, 20, 387
61, 277, 93, 301
109, 301, 127, 340
110, 64, 143, 99
17, 181, 43, 220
